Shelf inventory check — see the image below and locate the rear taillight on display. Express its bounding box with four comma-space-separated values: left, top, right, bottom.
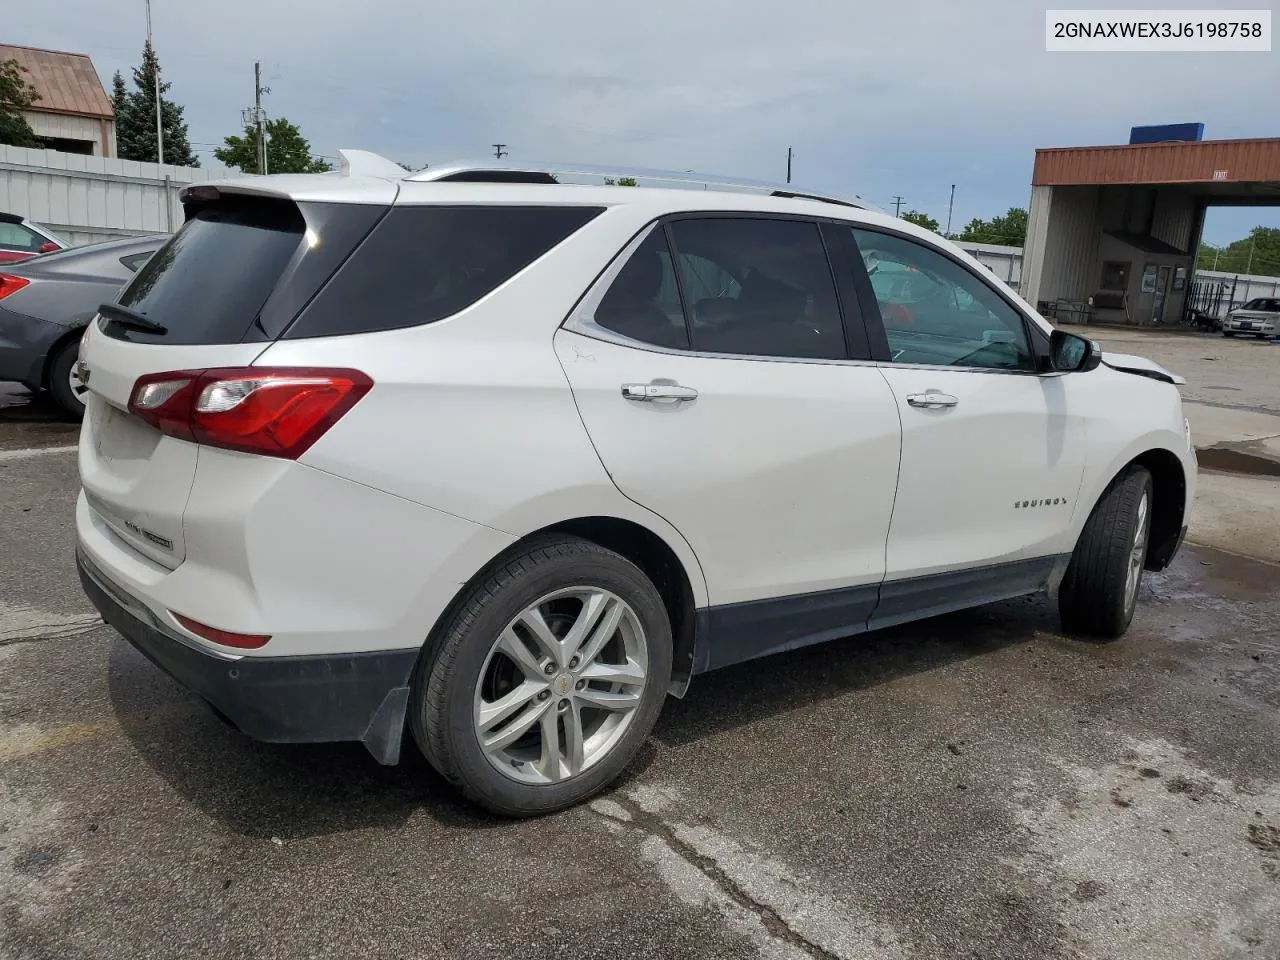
0, 274, 30, 300
171, 612, 270, 650
128, 367, 373, 459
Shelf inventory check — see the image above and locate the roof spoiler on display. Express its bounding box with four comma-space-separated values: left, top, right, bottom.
336, 149, 408, 180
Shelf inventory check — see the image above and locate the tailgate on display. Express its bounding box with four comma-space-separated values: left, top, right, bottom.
75, 189, 356, 570
78, 330, 266, 568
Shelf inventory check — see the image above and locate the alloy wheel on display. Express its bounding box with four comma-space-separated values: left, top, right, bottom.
473, 587, 648, 785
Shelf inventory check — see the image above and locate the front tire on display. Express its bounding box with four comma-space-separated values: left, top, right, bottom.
409, 536, 672, 817
1058, 466, 1153, 640
46, 336, 88, 420
1223, 331, 1235, 338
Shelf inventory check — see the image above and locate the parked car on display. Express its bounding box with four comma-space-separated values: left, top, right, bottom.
74, 156, 1196, 817
0, 212, 69, 263
1222, 298, 1279, 339
0, 235, 166, 416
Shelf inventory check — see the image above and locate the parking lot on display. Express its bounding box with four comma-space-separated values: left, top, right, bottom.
2, 329, 1279, 960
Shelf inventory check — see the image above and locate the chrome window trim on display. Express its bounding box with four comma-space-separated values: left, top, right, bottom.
562, 219, 1052, 377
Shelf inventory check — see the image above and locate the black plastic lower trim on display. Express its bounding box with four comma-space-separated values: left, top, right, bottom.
693, 555, 1067, 675
868, 555, 1062, 631
695, 583, 880, 672
77, 548, 418, 764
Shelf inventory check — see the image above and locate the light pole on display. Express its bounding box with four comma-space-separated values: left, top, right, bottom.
146, 0, 163, 165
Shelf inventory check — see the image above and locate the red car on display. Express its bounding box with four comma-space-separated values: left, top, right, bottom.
0, 212, 69, 263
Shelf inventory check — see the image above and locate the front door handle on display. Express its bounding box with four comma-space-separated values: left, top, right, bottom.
906, 391, 959, 409
622, 382, 699, 402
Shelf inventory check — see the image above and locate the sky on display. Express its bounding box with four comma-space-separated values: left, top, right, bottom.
9, 0, 1279, 245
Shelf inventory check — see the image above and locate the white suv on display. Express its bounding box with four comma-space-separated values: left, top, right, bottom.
75, 154, 1196, 816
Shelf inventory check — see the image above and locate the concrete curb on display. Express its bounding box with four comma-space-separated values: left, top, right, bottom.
1195, 442, 1280, 478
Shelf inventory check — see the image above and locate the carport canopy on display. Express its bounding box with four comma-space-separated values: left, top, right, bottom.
1022, 137, 1280, 325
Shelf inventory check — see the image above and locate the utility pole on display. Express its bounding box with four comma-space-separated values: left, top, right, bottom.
146, 0, 163, 165
242, 63, 270, 175
492, 143, 508, 159
255, 62, 266, 175
786, 147, 792, 184
945, 184, 956, 237
892, 195, 905, 217
1246, 233, 1256, 274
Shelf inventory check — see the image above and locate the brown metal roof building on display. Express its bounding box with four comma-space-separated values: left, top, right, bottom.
0, 44, 116, 157
1022, 137, 1280, 326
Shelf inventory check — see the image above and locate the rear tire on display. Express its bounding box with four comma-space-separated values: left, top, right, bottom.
1223, 331, 1235, 338
1058, 466, 1153, 640
409, 536, 672, 817
46, 336, 87, 420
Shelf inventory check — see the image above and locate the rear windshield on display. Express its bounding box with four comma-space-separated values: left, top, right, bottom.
284, 205, 604, 339
107, 197, 305, 344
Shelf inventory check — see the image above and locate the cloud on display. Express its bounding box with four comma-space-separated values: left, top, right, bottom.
7, 0, 1280, 233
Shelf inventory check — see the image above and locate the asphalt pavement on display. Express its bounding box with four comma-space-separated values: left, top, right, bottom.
1, 376, 1279, 960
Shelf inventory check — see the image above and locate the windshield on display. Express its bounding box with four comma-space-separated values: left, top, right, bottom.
1241, 299, 1280, 312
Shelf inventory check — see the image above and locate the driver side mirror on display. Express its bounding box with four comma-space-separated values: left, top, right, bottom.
1048, 329, 1101, 373
38, 241, 60, 254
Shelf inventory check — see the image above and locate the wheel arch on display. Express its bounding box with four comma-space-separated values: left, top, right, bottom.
429, 515, 704, 699
40, 323, 86, 389
1130, 447, 1188, 571
1078, 446, 1186, 573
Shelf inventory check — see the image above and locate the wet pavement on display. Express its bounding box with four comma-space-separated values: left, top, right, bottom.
1, 391, 1279, 960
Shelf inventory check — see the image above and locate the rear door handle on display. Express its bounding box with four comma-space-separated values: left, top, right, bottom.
906, 391, 959, 409
622, 382, 699, 402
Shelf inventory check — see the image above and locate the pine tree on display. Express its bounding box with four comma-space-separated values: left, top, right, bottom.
116, 42, 198, 167
109, 70, 133, 156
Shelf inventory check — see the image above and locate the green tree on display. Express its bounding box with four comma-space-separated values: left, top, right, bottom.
958, 207, 1028, 246
1197, 227, 1280, 277
116, 42, 198, 166
214, 117, 332, 174
900, 210, 939, 232
602, 176, 638, 186
0, 58, 41, 148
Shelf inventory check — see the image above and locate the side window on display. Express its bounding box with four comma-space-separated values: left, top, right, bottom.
593, 229, 690, 350
120, 252, 153, 273
851, 229, 1033, 371
0, 222, 41, 252
669, 218, 846, 360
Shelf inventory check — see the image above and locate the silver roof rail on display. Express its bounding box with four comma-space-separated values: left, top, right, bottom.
404, 159, 869, 210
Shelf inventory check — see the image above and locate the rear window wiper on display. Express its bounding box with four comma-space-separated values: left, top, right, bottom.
98, 302, 168, 335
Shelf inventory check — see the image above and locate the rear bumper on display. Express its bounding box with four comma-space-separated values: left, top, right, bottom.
77, 547, 417, 764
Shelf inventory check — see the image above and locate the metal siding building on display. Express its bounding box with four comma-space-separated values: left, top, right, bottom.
1022, 136, 1280, 325
0, 44, 117, 158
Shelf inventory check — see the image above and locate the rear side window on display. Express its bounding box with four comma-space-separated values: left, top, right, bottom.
594, 229, 690, 350
670, 218, 847, 360
110, 198, 305, 344
0, 221, 43, 252
120, 252, 153, 273
286, 205, 604, 339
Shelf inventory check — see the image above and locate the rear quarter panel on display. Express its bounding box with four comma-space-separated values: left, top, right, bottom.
253, 204, 710, 607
